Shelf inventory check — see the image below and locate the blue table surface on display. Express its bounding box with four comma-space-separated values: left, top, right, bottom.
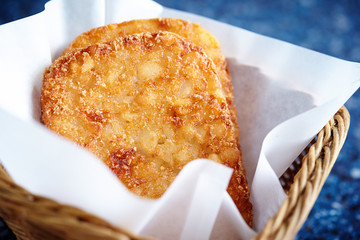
1, 0, 359, 239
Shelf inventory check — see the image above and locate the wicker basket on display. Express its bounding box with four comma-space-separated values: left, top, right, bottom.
0, 106, 350, 240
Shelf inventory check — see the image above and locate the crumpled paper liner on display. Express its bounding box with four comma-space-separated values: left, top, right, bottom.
0, 0, 359, 239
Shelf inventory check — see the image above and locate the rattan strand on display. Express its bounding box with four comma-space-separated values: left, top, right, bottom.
0, 106, 350, 240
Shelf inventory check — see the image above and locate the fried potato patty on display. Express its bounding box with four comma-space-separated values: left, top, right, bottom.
42, 31, 252, 225
63, 18, 238, 140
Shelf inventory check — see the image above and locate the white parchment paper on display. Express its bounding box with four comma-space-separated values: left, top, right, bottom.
0, 0, 359, 239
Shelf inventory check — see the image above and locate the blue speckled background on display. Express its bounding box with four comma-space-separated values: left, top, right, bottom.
1, 0, 359, 239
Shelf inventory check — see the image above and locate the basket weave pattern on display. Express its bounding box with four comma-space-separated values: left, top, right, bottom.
0, 107, 350, 240
256, 106, 350, 239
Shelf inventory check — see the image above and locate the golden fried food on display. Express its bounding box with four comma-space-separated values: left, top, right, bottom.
62, 18, 238, 140
41, 31, 252, 225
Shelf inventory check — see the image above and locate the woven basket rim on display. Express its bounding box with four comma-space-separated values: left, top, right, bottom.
254, 106, 350, 239
0, 106, 350, 240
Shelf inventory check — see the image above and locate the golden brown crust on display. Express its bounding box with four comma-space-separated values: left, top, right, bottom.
42, 30, 251, 225
62, 18, 238, 144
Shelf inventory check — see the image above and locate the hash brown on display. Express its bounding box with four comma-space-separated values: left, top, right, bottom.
63, 18, 238, 140
42, 31, 252, 225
